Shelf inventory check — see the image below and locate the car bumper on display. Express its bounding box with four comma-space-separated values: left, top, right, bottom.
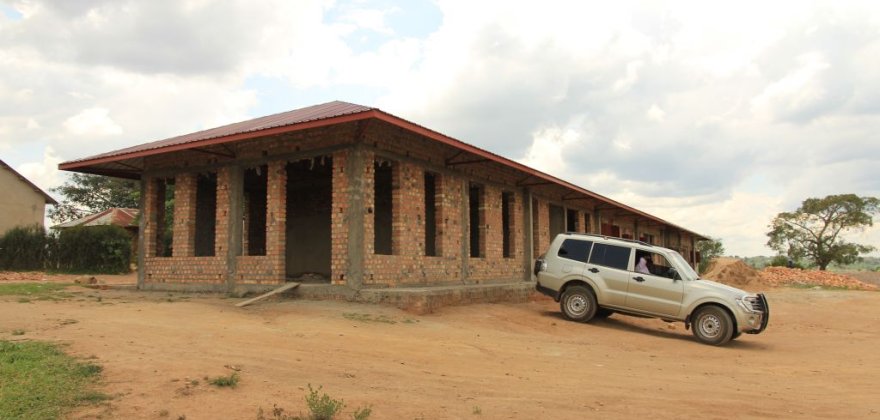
738, 293, 769, 334
535, 282, 559, 301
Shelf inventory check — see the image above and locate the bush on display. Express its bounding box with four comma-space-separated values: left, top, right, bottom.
0, 225, 52, 271
769, 255, 805, 269
55, 226, 132, 274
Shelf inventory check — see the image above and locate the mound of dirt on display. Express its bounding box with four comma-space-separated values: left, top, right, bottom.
702, 257, 762, 287
760, 267, 877, 290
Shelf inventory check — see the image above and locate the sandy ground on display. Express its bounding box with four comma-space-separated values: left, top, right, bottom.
1, 285, 879, 420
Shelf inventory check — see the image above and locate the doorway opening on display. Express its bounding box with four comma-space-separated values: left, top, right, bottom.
285, 156, 332, 283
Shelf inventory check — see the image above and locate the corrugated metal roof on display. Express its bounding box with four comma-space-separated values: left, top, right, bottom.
53, 208, 139, 229
64, 101, 374, 164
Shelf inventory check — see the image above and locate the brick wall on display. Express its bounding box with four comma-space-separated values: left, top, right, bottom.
138, 120, 679, 290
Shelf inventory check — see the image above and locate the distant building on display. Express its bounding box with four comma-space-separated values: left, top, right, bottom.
52, 207, 139, 231
53, 208, 140, 258
0, 158, 57, 235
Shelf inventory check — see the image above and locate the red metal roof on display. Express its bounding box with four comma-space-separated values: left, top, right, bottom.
59, 101, 706, 240
53, 208, 139, 229
63, 101, 374, 165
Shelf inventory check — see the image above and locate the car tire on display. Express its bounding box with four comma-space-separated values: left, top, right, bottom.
560, 286, 598, 322
692, 305, 734, 346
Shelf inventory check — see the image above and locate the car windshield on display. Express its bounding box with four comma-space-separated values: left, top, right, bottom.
668, 251, 699, 281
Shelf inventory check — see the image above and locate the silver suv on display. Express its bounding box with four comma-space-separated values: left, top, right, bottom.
534, 233, 768, 345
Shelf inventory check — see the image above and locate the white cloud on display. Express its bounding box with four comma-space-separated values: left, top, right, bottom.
750, 52, 832, 122
16, 146, 63, 192
518, 123, 582, 174
63, 107, 123, 136
647, 104, 666, 122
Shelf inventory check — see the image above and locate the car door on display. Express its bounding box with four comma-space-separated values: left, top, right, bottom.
584, 242, 632, 306
625, 250, 685, 317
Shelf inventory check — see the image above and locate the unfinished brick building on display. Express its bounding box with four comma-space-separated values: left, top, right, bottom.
60, 101, 706, 296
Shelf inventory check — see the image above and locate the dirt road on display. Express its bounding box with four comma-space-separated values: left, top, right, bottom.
1, 286, 878, 419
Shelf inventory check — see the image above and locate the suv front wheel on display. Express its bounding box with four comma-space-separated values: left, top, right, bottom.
561, 285, 598, 322
691, 305, 734, 346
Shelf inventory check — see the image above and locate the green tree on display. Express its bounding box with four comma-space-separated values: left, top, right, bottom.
696, 237, 725, 274
48, 174, 139, 224
766, 194, 879, 270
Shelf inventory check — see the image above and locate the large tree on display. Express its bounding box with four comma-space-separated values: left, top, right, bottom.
766, 194, 879, 270
696, 237, 725, 274
49, 174, 140, 224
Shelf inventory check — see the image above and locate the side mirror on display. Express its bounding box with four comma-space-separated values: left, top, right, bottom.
668, 267, 680, 281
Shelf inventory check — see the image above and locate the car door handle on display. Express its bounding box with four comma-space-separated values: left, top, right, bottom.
588, 268, 599, 273
633, 276, 645, 282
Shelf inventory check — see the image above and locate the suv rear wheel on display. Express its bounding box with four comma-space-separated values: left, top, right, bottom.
692, 305, 734, 345
560, 285, 598, 322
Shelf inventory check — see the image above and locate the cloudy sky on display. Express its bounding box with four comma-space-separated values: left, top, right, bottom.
1, 0, 878, 257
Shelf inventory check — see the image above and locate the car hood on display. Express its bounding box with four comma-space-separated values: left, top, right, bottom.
692, 279, 749, 298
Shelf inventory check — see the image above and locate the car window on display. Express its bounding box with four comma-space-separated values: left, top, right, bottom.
588, 243, 631, 270
557, 239, 593, 263
634, 250, 676, 278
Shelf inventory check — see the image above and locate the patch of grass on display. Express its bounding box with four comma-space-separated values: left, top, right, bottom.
472, 406, 482, 415
0, 283, 75, 303
0, 340, 109, 419
0, 282, 71, 296
305, 384, 345, 419
256, 384, 372, 420
352, 406, 372, 420
208, 372, 240, 388
11, 329, 25, 336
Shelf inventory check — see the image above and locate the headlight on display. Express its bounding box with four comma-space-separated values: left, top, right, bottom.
736, 296, 762, 313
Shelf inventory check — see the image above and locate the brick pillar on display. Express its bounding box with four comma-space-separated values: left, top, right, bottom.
137, 177, 147, 288
391, 161, 404, 256
266, 161, 287, 282
224, 166, 243, 291
522, 189, 533, 281
459, 178, 469, 282
173, 173, 196, 257
143, 177, 158, 258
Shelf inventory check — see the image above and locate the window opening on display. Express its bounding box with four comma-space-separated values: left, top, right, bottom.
502, 191, 515, 258
468, 183, 485, 258
374, 160, 394, 255
155, 178, 175, 257
243, 165, 268, 256
194, 172, 217, 257
424, 172, 439, 256
566, 208, 578, 232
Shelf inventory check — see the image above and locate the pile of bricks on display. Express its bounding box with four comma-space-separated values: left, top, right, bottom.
760, 267, 877, 290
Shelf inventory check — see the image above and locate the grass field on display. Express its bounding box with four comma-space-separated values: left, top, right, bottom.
0, 340, 107, 419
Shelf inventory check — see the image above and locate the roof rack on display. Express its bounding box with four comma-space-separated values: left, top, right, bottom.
563, 232, 654, 247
